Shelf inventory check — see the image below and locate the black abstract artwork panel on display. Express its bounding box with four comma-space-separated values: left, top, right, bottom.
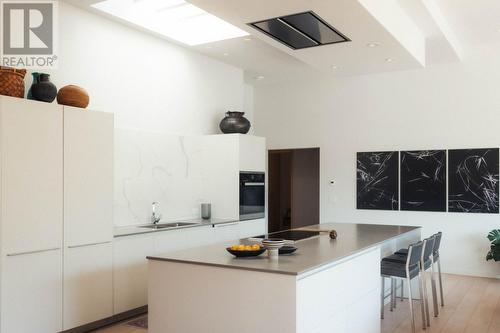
357, 151, 399, 210
448, 148, 499, 213
401, 150, 446, 212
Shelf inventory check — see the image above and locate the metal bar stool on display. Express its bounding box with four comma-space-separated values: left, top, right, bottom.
381, 241, 426, 333
388, 235, 439, 325
396, 233, 444, 309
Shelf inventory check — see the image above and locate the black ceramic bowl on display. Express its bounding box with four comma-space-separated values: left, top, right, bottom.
226, 247, 266, 258
279, 245, 298, 255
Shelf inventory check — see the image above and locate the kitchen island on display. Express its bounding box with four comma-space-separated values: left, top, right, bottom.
147, 223, 421, 333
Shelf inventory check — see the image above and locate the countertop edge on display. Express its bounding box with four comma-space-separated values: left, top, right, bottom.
113, 218, 240, 238
146, 256, 299, 276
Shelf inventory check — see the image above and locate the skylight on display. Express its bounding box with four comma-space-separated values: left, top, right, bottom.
92, 0, 249, 46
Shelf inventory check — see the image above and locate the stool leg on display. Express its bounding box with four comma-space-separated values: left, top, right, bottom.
390, 278, 394, 312
431, 261, 439, 317
407, 276, 416, 333
401, 280, 404, 301
381, 277, 385, 319
437, 258, 444, 306
418, 272, 427, 330
393, 278, 397, 309
422, 270, 430, 327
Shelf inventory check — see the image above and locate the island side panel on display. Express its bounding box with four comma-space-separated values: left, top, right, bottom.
148, 260, 297, 333
296, 246, 381, 333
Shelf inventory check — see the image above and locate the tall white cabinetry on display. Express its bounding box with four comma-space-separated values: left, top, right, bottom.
63, 107, 114, 330
202, 134, 266, 220
0, 97, 64, 333
0, 96, 114, 333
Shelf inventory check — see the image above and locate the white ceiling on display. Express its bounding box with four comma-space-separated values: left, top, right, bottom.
67, 0, 500, 85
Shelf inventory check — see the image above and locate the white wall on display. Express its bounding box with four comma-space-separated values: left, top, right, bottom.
254, 43, 500, 279
34, 2, 248, 224
42, 2, 246, 134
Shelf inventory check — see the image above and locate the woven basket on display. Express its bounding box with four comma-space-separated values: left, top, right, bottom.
0, 66, 27, 98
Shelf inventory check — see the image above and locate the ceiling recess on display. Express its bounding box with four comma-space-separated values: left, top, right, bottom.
249, 11, 350, 50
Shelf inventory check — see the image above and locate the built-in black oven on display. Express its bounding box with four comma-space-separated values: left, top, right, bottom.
239, 172, 265, 220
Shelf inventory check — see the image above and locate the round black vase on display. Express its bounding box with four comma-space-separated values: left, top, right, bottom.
30, 73, 57, 103
219, 111, 251, 134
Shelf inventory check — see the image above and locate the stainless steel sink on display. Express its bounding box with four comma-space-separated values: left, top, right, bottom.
140, 222, 201, 229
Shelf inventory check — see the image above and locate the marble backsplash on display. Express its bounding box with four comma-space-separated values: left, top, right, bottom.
114, 129, 207, 226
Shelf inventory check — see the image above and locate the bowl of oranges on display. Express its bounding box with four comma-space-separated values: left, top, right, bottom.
226, 244, 266, 257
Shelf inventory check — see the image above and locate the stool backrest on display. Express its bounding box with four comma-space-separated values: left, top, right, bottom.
433, 232, 442, 254
406, 241, 424, 268
422, 236, 435, 262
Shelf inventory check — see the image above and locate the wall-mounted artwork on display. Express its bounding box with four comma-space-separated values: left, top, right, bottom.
356, 151, 398, 210
401, 150, 446, 212
448, 148, 499, 213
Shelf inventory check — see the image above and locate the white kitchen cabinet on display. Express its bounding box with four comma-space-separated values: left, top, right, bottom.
113, 233, 155, 314
63, 106, 114, 329
202, 134, 266, 221
113, 225, 215, 315
0, 97, 63, 255
213, 222, 241, 242
64, 106, 114, 246
155, 225, 214, 253
182, 225, 215, 247
1, 249, 63, 333
202, 135, 240, 220
239, 135, 266, 172
0, 97, 63, 333
239, 218, 266, 238
63, 242, 113, 330
0, 96, 115, 332
154, 228, 187, 254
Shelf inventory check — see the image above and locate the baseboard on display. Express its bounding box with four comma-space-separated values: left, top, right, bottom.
443, 270, 500, 279
61, 306, 148, 333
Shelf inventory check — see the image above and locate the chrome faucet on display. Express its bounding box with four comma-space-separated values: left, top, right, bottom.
151, 202, 162, 224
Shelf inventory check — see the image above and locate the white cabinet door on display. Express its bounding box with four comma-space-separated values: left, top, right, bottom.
213, 222, 240, 242
182, 225, 215, 247
154, 226, 215, 253
63, 242, 113, 330
239, 135, 266, 172
64, 107, 114, 246
202, 135, 239, 220
239, 218, 266, 239
1, 249, 62, 333
154, 228, 188, 254
0, 97, 63, 254
113, 234, 155, 314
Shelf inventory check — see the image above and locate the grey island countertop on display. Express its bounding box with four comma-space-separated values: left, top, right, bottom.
147, 223, 421, 276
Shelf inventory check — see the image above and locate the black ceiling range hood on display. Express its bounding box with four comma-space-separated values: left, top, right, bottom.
249, 11, 350, 50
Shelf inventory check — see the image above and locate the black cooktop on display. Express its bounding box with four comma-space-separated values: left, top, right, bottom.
253, 230, 320, 241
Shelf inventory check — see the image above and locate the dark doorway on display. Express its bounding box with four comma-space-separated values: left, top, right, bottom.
268, 148, 320, 233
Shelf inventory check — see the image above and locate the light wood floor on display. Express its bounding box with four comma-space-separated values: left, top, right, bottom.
381, 273, 500, 333
92, 274, 500, 333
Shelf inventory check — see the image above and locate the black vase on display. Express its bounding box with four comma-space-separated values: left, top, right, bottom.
219, 111, 251, 134
30, 73, 57, 103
